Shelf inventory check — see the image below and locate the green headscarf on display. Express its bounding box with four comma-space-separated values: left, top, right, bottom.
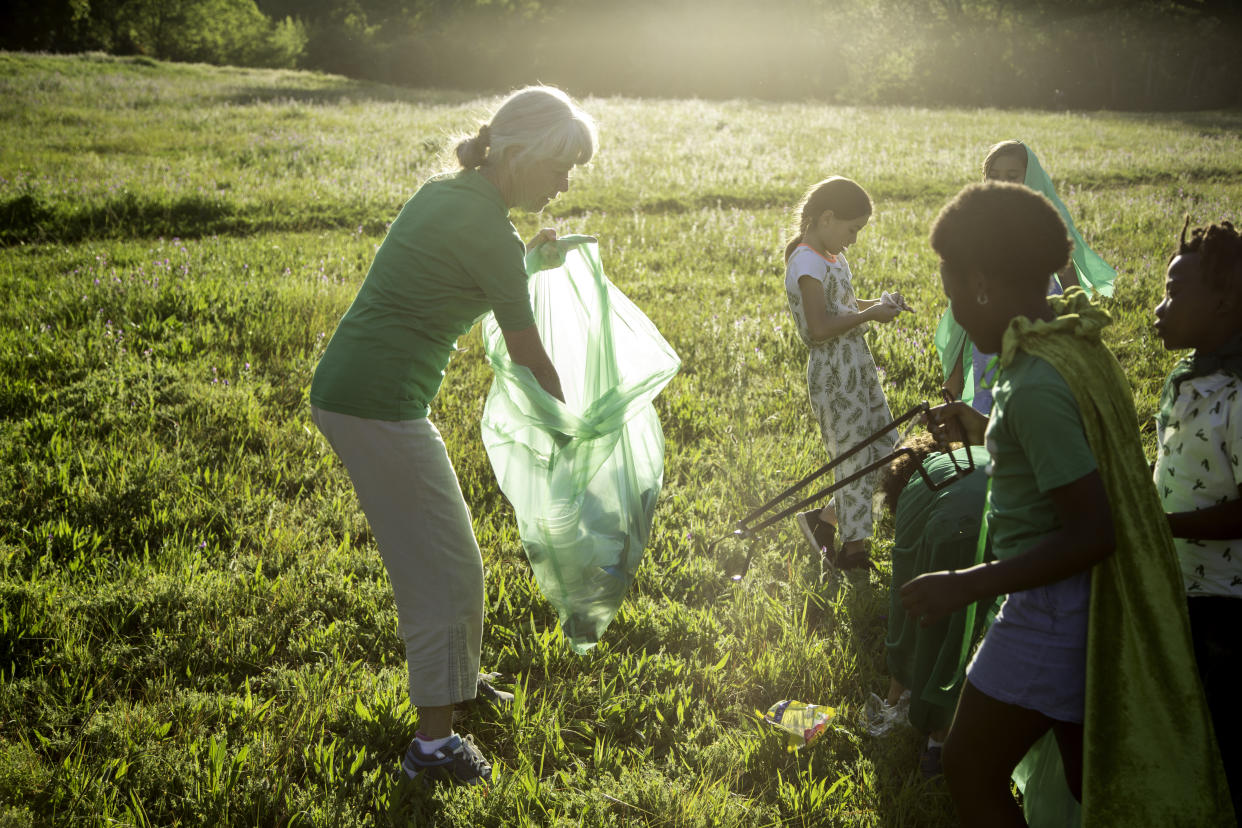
1021, 144, 1117, 298
934, 142, 1119, 398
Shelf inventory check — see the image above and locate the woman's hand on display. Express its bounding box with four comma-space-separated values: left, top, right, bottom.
526, 227, 558, 252
524, 231, 598, 272
900, 570, 979, 627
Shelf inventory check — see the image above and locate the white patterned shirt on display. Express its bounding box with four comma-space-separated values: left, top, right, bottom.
1154, 371, 1242, 598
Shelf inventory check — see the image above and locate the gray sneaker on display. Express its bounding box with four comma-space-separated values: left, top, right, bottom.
402, 733, 492, 786
456, 672, 515, 712
475, 672, 514, 707
795, 510, 836, 556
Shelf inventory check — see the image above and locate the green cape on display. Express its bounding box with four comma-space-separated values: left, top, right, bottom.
935, 143, 1118, 405
1000, 288, 1233, 826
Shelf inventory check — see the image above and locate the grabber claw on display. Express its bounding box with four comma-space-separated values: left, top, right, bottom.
714, 402, 977, 580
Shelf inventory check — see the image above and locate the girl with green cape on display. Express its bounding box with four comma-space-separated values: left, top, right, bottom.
936, 141, 1117, 413
905, 182, 1231, 826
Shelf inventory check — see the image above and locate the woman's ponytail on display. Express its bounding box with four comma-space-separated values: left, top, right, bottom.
455, 123, 492, 170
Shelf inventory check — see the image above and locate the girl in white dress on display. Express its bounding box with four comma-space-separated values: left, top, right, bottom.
783, 176, 910, 571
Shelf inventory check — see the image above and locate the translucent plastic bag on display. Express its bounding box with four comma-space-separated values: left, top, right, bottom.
480, 238, 680, 653
1012, 731, 1082, 827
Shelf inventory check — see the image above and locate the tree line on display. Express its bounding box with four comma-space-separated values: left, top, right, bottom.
3, 0, 1240, 109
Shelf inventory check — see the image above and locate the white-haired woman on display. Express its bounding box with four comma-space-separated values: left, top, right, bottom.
310, 86, 596, 786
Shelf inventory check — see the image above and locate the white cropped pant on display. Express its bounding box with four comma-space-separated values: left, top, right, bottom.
312, 407, 483, 707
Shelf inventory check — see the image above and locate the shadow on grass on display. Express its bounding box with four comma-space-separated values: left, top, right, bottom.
0, 187, 781, 243
0, 190, 387, 246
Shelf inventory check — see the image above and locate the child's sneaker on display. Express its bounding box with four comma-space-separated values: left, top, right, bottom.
829, 543, 876, 573
402, 733, 492, 787
919, 743, 944, 780
795, 510, 837, 556
456, 673, 515, 712
475, 672, 514, 707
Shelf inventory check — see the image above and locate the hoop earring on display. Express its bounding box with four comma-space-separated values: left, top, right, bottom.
976, 291, 989, 306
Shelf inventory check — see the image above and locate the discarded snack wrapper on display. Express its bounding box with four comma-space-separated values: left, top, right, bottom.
761, 700, 835, 751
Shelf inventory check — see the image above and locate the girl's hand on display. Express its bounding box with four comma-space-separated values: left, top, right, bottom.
867, 302, 902, 323
526, 228, 558, 252
899, 570, 978, 626
882, 291, 914, 312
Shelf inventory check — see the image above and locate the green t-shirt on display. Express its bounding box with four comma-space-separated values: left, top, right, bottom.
985, 351, 1098, 560
310, 170, 535, 421
893, 446, 991, 559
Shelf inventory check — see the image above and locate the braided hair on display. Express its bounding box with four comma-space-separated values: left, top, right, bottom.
1175, 218, 1242, 292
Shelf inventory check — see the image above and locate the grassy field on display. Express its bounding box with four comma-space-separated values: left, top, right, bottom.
1, 51, 1240, 827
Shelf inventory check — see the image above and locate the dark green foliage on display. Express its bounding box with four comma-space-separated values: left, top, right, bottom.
4, 0, 1241, 107
0, 0, 306, 69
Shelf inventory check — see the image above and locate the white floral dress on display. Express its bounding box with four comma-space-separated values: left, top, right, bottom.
785, 244, 894, 542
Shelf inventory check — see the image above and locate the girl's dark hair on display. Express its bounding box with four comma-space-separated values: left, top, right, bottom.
929, 182, 1071, 291
1174, 218, 1242, 292
879, 431, 949, 514
784, 176, 872, 261
981, 140, 1027, 180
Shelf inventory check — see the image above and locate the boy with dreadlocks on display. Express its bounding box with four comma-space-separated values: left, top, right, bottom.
1153, 218, 1242, 813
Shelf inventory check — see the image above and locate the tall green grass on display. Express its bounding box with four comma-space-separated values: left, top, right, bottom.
1, 52, 1239, 826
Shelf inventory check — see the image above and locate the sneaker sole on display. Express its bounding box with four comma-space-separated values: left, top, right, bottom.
795, 512, 823, 556
402, 758, 490, 787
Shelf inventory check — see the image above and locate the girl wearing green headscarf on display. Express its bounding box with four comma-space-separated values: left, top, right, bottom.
936, 141, 1117, 413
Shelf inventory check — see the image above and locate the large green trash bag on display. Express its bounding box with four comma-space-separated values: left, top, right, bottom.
480, 238, 680, 653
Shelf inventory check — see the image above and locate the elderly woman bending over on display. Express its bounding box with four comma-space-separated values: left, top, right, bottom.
310, 86, 596, 786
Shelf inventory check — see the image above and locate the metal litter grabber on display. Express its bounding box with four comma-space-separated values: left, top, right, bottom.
711, 402, 977, 580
